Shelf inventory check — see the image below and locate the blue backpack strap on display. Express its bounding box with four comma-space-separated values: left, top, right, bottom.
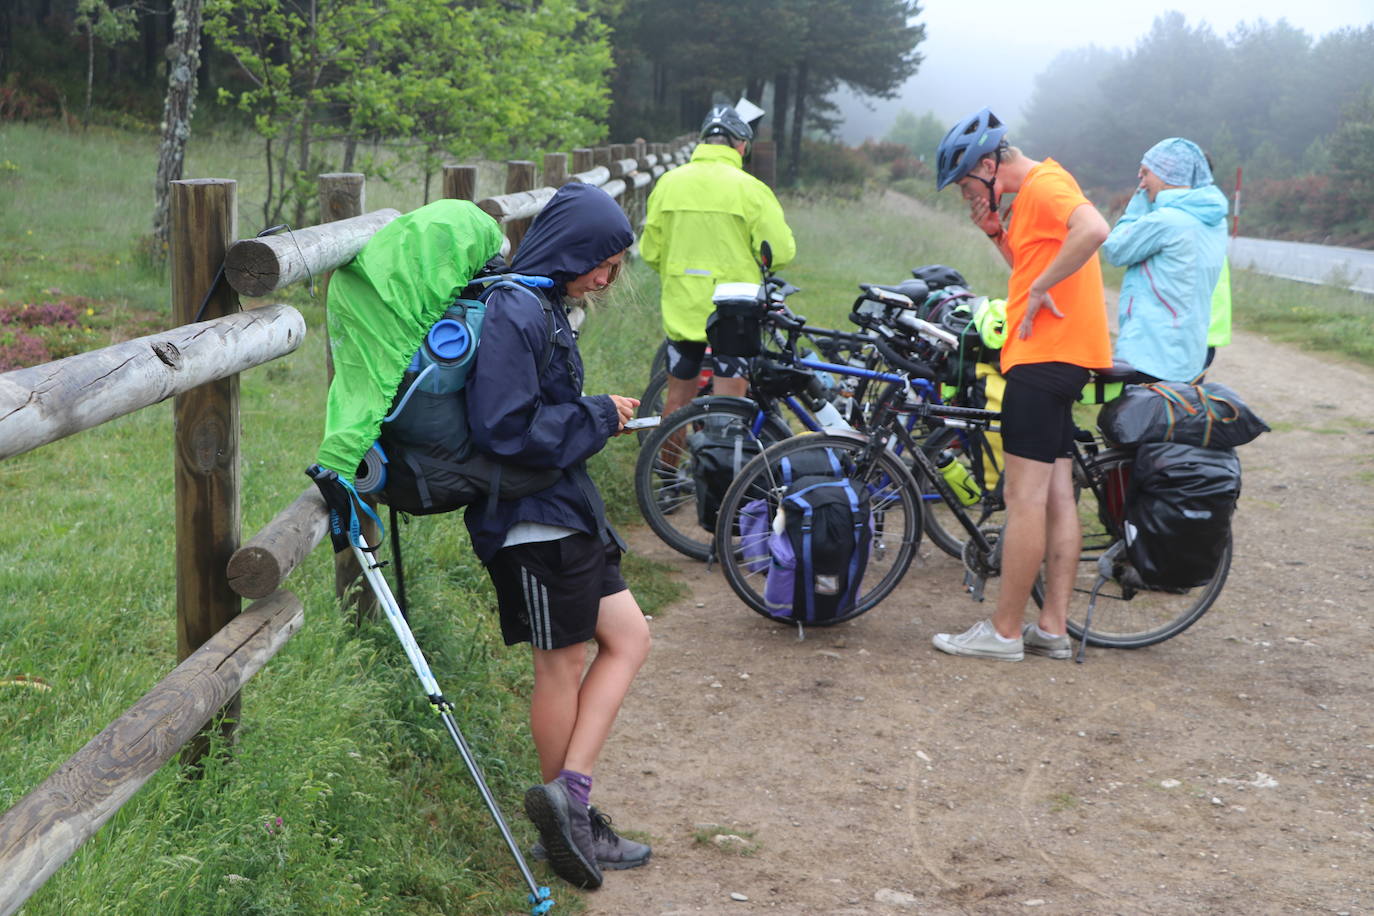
798, 496, 815, 623
839, 480, 866, 611
476, 275, 560, 373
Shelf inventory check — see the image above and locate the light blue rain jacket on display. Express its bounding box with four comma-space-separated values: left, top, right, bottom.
1102, 185, 1228, 381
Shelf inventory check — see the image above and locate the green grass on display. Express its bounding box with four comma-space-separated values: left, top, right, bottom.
2, 122, 1370, 914
1230, 268, 1374, 369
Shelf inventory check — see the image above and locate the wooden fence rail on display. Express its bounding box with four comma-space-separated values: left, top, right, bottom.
0, 592, 304, 916
0, 305, 304, 462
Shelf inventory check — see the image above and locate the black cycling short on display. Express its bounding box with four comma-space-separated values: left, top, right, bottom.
663, 338, 749, 381
485, 533, 627, 651
1000, 362, 1091, 463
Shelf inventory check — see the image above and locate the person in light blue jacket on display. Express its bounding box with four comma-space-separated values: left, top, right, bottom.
1101, 137, 1228, 382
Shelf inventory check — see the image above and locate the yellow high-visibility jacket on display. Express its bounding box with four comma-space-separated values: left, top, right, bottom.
640, 143, 796, 342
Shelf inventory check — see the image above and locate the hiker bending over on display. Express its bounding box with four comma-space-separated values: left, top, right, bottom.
465, 182, 652, 890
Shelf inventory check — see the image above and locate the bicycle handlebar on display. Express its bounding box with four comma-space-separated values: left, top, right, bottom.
871, 335, 936, 381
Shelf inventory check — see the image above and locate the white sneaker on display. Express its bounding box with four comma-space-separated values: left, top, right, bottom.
1021, 623, 1072, 659
932, 619, 1024, 661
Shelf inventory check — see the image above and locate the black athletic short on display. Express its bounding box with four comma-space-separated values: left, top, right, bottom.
1000, 362, 1091, 463
486, 533, 627, 650
664, 338, 749, 381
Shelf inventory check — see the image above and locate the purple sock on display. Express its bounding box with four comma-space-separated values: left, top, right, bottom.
559, 769, 593, 808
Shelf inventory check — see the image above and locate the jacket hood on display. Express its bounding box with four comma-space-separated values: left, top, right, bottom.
1155, 184, 1229, 228
511, 182, 634, 290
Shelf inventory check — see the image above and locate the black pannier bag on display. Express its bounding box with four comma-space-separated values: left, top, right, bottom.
705, 281, 766, 358
687, 414, 766, 531
1124, 441, 1241, 590
1098, 381, 1270, 450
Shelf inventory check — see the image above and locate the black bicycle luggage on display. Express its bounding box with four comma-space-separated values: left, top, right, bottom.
1125, 441, 1240, 589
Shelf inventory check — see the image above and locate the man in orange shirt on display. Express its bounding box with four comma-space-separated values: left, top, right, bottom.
929, 108, 1112, 661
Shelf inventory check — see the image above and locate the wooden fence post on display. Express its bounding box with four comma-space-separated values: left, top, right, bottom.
572, 147, 593, 174
317, 173, 379, 623
504, 160, 537, 255
443, 164, 477, 202
594, 146, 612, 169
749, 139, 777, 188
543, 152, 568, 191
170, 178, 242, 767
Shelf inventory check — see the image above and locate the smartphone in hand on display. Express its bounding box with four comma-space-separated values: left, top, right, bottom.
624, 415, 662, 430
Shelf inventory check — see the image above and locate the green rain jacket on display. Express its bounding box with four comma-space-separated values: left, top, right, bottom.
640, 143, 796, 342
314, 199, 504, 481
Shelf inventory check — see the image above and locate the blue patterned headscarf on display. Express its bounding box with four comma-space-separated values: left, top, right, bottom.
1141, 138, 1214, 188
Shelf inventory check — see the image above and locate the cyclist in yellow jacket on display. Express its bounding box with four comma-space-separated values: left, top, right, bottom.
640, 103, 796, 419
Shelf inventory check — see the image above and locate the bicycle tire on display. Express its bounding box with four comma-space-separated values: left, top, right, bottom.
633, 397, 793, 561
1064, 450, 1230, 648
917, 426, 1005, 559
649, 338, 669, 380
714, 430, 923, 626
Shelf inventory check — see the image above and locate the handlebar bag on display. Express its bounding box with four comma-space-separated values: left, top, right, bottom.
707, 283, 767, 357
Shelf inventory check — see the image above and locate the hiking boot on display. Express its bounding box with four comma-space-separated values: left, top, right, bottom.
523, 778, 602, 889
531, 806, 652, 871
1022, 622, 1072, 659
588, 807, 652, 870
931, 619, 1024, 661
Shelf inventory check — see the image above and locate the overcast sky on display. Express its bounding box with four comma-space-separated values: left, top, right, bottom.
832, 0, 1374, 143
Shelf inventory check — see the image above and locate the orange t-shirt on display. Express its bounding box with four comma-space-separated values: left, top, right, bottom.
1001, 159, 1112, 374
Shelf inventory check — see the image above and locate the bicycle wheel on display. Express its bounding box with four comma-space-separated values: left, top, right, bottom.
649, 338, 669, 380
917, 426, 1005, 559
1064, 450, 1231, 648
633, 397, 792, 561
714, 431, 923, 626
636, 368, 717, 440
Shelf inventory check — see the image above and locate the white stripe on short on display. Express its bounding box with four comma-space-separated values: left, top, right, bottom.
521, 566, 553, 650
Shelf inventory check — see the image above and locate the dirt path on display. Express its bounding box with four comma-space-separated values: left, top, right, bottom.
570, 327, 1374, 915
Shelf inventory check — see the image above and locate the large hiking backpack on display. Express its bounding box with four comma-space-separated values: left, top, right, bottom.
314, 199, 559, 515
372, 278, 563, 515
1124, 441, 1240, 589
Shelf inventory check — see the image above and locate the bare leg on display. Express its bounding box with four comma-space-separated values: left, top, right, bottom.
712, 376, 748, 398
1036, 457, 1080, 636
529, 589, 651, 782
661, 375, 703, 425
992, 454, 1055, 639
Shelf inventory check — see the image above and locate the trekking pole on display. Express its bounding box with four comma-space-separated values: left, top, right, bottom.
307, 466, 554, 915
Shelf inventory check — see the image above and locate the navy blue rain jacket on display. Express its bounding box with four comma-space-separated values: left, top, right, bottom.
463, 183, 635, 562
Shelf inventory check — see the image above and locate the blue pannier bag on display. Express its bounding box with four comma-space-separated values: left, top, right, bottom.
762, 474, 872, 625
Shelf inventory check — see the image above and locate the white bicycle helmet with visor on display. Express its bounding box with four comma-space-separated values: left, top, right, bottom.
700, 104, 755, 144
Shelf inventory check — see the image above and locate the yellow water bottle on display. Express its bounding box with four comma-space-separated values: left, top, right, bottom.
936, 449, 982, 506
